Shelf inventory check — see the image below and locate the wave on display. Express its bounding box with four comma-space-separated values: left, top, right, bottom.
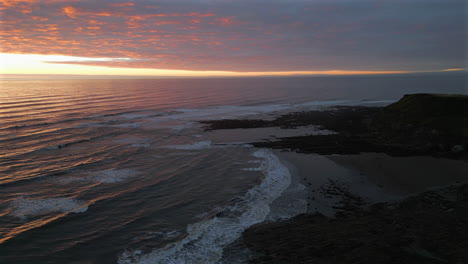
1, 99, 393, 135
0, 133, 114, 160
9, 196, 88, 220
118, 148, 291, 264
0, 144, 123, 186
164, 140, 212, 150
162, 99, 394, 123
57, 169, 137, 184
0, 109, 151, 132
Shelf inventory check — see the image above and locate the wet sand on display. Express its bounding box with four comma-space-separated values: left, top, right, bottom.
329, 153, 468, 194
208, 123, 468, 214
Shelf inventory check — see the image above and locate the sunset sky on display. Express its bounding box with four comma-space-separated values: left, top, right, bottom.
0, 0, 466, 77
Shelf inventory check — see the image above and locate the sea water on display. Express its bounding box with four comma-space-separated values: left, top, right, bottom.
0, 74, 466, 263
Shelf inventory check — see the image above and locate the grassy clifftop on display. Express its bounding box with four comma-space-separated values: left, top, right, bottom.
375, 93, 468, 138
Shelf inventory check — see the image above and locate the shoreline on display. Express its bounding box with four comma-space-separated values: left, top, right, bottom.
328, 153, 468, 195
204, 94, 468, 263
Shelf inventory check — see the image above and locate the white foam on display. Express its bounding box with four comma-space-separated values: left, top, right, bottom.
149, 99, 393, 132
132, 230, 182, 243
171, 122, 196, 132
118, 149, 291, 264
114, 123, 141, 128
92, 169, 135, 183
58, 169, 135, 184
167, 152, 198, 156
241, 167, 262, 171
131, 143, 150, 148
119, 112, 157, 120
83, 99, 393, 132
10, 196, 88, 219
165, 140, 212, 150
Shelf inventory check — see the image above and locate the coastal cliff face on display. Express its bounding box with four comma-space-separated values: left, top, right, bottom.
371, 94, 468, 153
375, 93, 468, 138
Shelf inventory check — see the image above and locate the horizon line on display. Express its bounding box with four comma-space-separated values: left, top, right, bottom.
1, 69, 465, 80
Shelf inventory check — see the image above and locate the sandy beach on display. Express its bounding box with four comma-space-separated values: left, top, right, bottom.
208, 123, 468, 263
207, 121, 468, 215
329, 153, 468, 194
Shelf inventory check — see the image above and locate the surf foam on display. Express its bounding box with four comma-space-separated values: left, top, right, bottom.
118, 149, 291, 264
10, 196, 88, 219
58, 169, 135, 184
165, 140, 212, 150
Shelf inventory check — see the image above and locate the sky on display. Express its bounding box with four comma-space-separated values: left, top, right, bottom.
0, 0, 466, 77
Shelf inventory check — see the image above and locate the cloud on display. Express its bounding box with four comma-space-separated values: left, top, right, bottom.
62, 6, 77, 18
0, 0, 465, 72
109, 2, 134, 8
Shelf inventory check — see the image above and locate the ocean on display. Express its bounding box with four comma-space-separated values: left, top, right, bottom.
0, 74, 466, 263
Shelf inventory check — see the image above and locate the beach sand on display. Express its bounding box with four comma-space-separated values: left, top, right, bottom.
329, 153, 468, 194
208, 125, 468, 215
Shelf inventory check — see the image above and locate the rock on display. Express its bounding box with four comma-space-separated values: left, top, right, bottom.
451, 145, 464, 153
457, 185, 468, 201
243, 184, 468, 264
438, 144, 447, 151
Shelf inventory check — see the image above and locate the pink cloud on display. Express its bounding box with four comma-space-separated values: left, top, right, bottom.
109, 2, 134, 8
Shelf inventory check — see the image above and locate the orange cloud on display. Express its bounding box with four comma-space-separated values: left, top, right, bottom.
62, 6, 77, 18
31, 16, 48, 21
1, 0, 461, 74
153, 21, 181, 26
90, 11, 111, 17
109, 2, 134, 7
0, 0, 36, 7
213, 16, 237, 25
62, 6, 113, 18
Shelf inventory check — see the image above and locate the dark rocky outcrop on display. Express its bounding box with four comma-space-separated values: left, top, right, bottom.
243, 184, 468, 264
369, 94, 468, 155
374, 93, 468, 139
202, 94, 468, 158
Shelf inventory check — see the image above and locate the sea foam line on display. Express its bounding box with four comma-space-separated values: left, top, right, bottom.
10, 196, 88, 220
164, 140, 212, 150
118, 148, 291, 264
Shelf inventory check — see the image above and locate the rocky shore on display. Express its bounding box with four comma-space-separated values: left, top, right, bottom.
202, 94, 468, 158
201, 94, 468, 263
243, 184, 468, 264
